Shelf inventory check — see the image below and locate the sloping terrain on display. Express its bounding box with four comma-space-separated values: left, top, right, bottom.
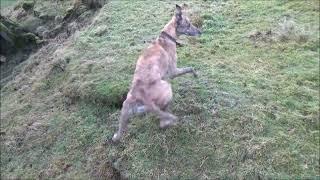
1, 0, 319, 179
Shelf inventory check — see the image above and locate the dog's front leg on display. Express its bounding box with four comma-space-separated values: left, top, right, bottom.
170, 67, 198, 79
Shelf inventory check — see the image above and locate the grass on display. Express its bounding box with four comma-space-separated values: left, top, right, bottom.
1, 0, 319, 179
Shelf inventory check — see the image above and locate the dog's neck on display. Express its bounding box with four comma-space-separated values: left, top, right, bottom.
160, 18, 180, 46
162, 18, 177, 39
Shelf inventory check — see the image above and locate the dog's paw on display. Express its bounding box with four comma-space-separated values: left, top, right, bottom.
112, 133, 121, 142
160, 116, 178, 129
104, 137, 119, 145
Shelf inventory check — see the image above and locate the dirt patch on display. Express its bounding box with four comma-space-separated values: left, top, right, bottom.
91, 160, 123, 180
87, 144, 126, 180
248, 29, 274, 43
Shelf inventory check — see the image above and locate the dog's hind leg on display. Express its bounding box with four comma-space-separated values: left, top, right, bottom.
147, 80, 177, 128
170, 67, 198, 79
145, 99, 178, 128
143, 100, 177, 129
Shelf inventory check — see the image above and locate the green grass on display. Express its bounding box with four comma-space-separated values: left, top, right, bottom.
1, 0, 319, 179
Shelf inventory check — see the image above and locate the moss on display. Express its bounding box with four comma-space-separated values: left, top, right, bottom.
22, 0, 34, 11
94, 80, 129, 108
0, 16, 39, 54
0, 22, 12, 35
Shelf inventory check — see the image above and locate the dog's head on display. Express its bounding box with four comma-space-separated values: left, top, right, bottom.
175, 4, 201, 36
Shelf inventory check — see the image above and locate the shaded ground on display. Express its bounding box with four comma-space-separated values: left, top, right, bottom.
1, 0, 319, 179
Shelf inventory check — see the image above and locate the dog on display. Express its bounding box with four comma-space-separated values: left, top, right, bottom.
112, 4, 201, 142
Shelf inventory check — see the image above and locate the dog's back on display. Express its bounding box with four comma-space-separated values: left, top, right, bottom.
129, 43, 171, 106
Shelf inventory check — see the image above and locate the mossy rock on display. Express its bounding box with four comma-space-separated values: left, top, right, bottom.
20, 16, 42, 33
22, 1, 34, 11
0, 15, 40, 54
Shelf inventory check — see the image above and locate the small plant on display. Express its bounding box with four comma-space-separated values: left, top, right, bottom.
191, 14, 204, 28
275, 17, 310, 42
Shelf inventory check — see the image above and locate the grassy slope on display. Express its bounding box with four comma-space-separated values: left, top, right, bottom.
1, 0, 319, 179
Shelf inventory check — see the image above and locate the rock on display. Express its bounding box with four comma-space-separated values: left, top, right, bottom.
0, 15, 40, 54
83, 0, 105, 9
33, 10, 40, 17
39, 13, 55, 21
20, 16, 42, 33
22, 1, 34, 11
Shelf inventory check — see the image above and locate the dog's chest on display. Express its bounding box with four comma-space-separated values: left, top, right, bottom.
165, 54, 177, 76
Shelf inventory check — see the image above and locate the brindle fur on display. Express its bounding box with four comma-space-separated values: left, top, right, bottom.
112, 4, 201, 142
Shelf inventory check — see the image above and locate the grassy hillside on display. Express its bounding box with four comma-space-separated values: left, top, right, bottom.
1, 0, 319, 179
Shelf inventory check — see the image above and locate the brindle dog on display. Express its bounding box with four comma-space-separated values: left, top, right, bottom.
112, 4, 201, 142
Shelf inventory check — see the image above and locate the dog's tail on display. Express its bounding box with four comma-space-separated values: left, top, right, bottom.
126, 80, 147, 115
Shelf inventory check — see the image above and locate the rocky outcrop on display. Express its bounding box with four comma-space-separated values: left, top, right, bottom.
0, 0, 107, 86
0, 15, 40, 55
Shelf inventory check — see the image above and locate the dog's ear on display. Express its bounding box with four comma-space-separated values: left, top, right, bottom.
175, 4, 182, 22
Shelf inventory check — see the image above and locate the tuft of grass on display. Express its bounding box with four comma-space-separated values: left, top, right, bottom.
275, 17, 311, 43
